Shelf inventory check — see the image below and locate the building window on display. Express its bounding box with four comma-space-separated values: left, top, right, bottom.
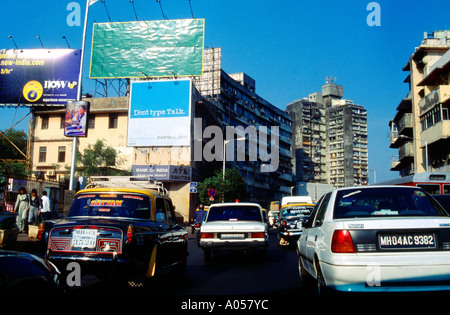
60, 115, 65, 129
109, 113, 118, 129
39, 147, 47, 163
88, 114, 95, 129
41, 116, 49, 129
421, 104, 444, 131
58, 146, 66, 163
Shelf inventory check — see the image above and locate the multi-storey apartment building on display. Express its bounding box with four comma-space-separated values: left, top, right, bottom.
285, 93, 326, 183
286, 78, 368, 189
389, 30, 450, 177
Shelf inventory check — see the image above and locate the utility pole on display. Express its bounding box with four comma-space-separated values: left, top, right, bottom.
69, 0, 94, 190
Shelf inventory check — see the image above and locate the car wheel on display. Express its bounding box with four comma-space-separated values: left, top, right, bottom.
297, 256, 309, 283
315, 262, 330, 296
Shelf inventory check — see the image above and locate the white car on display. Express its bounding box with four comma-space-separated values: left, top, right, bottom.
297, 185, 450, 294
199, 202, 268, 260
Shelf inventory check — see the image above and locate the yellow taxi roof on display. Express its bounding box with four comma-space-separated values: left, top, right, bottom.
76, 187, 163, 198
281, 202, 315, 208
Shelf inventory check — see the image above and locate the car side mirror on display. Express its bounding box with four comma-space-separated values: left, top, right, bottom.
302, 218, 311, 228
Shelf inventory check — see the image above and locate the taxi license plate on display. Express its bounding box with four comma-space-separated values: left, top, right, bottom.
378, 232, 436, 250
220, 233, 245, 240
72, 229, 97, 248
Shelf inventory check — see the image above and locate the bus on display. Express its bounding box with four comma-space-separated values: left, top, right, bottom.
377, 172, 450, 195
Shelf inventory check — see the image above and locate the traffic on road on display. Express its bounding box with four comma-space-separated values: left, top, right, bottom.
2, 176, 450, 304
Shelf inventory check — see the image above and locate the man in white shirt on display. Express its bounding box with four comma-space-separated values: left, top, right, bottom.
40, 190, 51, 220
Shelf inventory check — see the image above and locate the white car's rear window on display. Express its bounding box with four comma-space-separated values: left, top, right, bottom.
333, 187, 448, 219
206, 205, 262, 222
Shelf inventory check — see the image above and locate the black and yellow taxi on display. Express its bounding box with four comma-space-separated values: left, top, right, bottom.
40, 176, 188, 287
277, 202, 315, 246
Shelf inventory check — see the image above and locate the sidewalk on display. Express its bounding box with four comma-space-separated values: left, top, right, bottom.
1, 231, 43, 255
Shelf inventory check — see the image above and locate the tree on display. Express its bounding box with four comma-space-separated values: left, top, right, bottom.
77, 139, 129, 178
198, 168, 247, 205
0, 129, 29, 177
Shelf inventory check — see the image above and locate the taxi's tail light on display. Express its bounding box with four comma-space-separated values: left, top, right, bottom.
282, 220, 287, 227
331, 230, 355, 253
127, 225, 134, 243
37, 222, 45, 241
250, 232, 265, 238
200, 233, 214, 239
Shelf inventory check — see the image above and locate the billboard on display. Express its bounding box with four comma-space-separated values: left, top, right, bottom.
64, 101, 89, 137
127, 79, 192, 147
0, 49, 81, 105
131, 165, 191, 181
90, 19, 204, 79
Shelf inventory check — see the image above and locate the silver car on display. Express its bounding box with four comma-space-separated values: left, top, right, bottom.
198, 202, 268, 261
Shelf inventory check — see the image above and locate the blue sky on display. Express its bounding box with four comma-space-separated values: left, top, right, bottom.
1, 0, 449, 183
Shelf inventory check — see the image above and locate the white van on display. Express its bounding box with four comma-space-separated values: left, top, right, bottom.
281, 196, 313, 206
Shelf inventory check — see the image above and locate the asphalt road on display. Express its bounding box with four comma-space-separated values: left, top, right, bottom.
63, 229, 309, 297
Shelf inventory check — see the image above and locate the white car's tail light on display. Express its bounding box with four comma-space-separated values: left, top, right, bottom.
331, 230, 356, 253
200, 233, 215, 239
250, 232, 265, 238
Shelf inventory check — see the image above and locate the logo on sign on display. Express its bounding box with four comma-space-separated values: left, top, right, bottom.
22, 80, 43, 102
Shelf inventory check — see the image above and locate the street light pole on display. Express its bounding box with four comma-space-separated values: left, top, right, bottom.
222, 137, 246, 181
222, 137, 245, 202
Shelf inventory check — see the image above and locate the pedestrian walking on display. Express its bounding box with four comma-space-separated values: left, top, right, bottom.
14, 187, 30, 232
194, 204, 206, 224
40, 190, 51, 220
28, 189, 41, 225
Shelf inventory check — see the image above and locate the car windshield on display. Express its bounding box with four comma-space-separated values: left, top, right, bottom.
433, 195, 450, 212
206, 205, 262, 222
281, 205, 313, 218
333, 187, 448, 219
68, 193, 152, 219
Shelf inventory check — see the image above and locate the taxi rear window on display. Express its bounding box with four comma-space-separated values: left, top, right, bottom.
333, 187, 448, 219
281, 205, 314, 218
68, 193, 152, 219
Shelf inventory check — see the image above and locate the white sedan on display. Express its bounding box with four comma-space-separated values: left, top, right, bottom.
297, 185, 450, 294
198, 202, 268, 260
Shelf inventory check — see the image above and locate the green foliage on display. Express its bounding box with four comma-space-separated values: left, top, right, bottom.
0, 129, 29, 177
0, 129, 27, 160
77, 139, 129, 178
198, 168, 247, 205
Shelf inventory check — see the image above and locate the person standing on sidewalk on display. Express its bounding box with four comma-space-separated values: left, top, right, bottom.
39, 190, 51, 220
28, 189, 41, 225
14, 187, 30, 232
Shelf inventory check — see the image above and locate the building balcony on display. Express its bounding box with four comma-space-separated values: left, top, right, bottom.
419, 85, 450, 114
398, 113, 413, 135
399, 141, 414, 160
390, 130, 399, 147
390, 156, 401, 171
421, 120, 450, 145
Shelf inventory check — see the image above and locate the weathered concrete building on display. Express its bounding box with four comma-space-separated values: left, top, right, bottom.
389, 30, 450, 177
286, 78, 368, 189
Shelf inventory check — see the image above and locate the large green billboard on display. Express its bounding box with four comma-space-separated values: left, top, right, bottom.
89, 19, 204, 79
